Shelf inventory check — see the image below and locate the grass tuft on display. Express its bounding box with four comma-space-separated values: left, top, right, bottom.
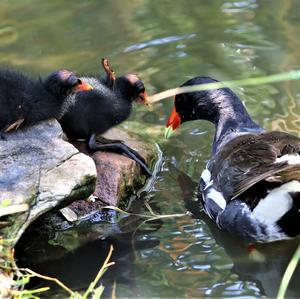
0, 236, 114, 299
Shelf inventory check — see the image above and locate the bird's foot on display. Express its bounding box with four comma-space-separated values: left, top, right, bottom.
89, 134, 152, 176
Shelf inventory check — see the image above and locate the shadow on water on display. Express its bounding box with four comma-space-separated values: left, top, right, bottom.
16, 164, 300, 298
163, 165, 300, 298
15, 207, 163, 298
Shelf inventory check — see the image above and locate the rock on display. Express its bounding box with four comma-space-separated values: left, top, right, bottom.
0, 120, 97, 246
13, 124, 158, 260
58, 127, 157, 222
97, 127, 156, 204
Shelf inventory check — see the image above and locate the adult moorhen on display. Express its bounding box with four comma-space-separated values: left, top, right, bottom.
165, 76, 300, 242
59, 59, 151, 176
0, 68, 91, 137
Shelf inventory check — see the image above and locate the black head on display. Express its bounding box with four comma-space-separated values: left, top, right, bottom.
43, 70, 92, 99
115, 74, 149, 104
175, 76, 227, 123
165, 76, 244, 137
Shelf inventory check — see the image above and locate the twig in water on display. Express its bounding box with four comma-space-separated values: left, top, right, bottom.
102, 205, 187, 220
16, 245, 115, 299
22, 268, 74, 296
82, 245, 114, 299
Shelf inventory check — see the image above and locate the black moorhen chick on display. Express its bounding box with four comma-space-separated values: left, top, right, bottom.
0, 68, 91, 137
166, 76, 300, 242
59, 59, 151, 176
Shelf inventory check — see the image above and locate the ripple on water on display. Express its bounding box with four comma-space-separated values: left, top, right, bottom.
123, 33, 196, 53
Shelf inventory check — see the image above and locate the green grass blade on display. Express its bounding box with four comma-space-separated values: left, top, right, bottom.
90, 285, 105, 299
148, 69, 300, 103
276, 243, 300, 299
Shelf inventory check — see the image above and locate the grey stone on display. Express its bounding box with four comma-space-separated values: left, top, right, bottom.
59, 127, 157, 223
0, 120, 97, 245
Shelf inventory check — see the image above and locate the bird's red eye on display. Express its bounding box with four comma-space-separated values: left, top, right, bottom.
135, 81, 145, 93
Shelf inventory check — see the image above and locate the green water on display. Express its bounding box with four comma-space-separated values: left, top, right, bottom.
3, 0, 300, 298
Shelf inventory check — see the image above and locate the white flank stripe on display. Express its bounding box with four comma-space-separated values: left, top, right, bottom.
206, 187, 226, 210
253, 180, 300, 223
201, 168, 211, 184
275, 154, 300, 165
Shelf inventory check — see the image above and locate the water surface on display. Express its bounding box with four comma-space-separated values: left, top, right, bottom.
5, 0, 300, 298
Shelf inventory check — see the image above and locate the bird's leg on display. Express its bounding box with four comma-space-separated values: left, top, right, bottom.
90, 135, 149, 166
93, 135, 123, 144
0, 118, 25, 140
3, 118, 25, 133
101, 58, 116, 90
88, 134, 152, 176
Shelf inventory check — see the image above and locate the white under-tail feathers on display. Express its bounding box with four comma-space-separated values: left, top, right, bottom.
200, 156, 300, 225
200, 168, 211, 185
253, 180, 300, 222
275, 153, 300, 165
200, 167, 227, 213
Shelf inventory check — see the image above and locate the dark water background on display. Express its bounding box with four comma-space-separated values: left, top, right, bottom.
2, 0, 300, 298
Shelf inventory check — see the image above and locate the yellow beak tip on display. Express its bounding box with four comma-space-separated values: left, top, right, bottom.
85, 83, 94, 91
164, 126, 174, 139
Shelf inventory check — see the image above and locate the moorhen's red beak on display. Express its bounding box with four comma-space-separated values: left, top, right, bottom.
165, 105, 181, 138
74, 82, 93, 92
136, 91, 149, 105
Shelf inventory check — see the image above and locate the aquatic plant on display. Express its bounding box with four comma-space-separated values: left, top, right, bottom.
0, 236, 114, 299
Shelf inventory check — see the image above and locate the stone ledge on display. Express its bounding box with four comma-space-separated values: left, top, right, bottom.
0, 120, 97, 246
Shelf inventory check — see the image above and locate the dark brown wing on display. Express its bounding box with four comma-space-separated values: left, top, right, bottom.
209, 131, 300, 201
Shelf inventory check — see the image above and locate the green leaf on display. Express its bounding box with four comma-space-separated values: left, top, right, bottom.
91, 285, 105, 299
1, 199, 12, 208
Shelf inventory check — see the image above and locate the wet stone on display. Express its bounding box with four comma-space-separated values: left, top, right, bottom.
58, 127, 157, 223
0, 120, 97, 246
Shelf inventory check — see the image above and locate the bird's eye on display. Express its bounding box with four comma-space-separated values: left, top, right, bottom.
66, 76, 81, 89
139, 87, 145, 93
18, 105, 22, 109
136, 86, 145, 97
135, 81, 145, 93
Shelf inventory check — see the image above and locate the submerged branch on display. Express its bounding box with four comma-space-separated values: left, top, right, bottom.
102, 205, 188, 220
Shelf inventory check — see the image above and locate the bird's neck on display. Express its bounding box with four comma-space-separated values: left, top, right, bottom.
110, 89, 133, 125
211, 94, 263, 154
114, 78, 134, 103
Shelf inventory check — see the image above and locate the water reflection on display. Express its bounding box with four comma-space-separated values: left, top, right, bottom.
16, 212, 162, 297
5, 0, 300, 297
170, 165, 300, 298
123, 34, 196, 53
16, 163, 299, 298
222, 0, 258, 13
